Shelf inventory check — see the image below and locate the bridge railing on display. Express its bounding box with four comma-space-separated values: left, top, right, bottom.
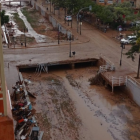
98, 64, 115, 74
111, 76, 126, 86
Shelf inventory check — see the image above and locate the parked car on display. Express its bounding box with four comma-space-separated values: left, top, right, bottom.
65, 16, 72, 21
120, 36, 137, 44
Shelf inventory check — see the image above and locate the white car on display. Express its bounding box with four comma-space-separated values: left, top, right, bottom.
120, 36, 136, 44
65, 16, 72, 21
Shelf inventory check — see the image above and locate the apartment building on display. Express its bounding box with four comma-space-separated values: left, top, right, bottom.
0, 4, 14, 140
94, 0, 138, 8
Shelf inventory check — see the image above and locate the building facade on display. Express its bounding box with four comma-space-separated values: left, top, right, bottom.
0, 4, 14, 140
94, 0, 138, 8
136, 0, 140, 8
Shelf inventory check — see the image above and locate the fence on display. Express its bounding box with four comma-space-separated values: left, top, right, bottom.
126, 76, 140, 106
98, 64, 115, 73
102, 73, 126, 92
31, 0, 72, 37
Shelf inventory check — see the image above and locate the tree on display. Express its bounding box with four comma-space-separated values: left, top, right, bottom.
96, 6, 114, 24
94, 2, 137, 28
126, 27, 140, 78
52, 0, 92, 15
0, 10, 9, 25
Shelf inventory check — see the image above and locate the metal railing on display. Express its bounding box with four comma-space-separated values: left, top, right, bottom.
98, 64, 115, 74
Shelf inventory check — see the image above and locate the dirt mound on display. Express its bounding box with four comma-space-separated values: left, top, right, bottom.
88, 73, 104, 86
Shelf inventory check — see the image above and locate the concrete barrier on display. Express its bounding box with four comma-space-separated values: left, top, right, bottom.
31, 0, 72, 36
126, 76, 140, 106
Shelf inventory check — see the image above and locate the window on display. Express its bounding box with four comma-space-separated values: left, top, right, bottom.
108, 0, 113, 4
99, 0, 104, 3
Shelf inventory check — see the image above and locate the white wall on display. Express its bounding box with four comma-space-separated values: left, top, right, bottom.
126, 78, 140, 106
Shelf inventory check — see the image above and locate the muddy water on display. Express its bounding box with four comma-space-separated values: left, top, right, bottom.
17, 7, 49, 43
1, 2, 50, 43
22, 66, 140, 140
1, 3, 33, 40
63, 77, 113, 140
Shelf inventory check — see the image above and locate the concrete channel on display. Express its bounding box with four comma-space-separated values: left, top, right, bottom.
18, 58, 98, 72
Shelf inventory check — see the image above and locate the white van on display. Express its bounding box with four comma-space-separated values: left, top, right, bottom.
120, 36, 136, 44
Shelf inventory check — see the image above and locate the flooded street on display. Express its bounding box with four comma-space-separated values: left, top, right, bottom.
21, 66, 140, 140
2, 2, 52, 44
17, 7, 49, 43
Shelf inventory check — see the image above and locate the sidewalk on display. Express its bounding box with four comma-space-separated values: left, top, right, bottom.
32, 1, 90, 43
7, 37, 89, 49
31, 1, 135, 47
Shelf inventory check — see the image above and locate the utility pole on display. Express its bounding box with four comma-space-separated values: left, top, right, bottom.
0, 3, 7, 116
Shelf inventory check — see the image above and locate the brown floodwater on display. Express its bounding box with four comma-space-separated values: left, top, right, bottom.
22, 66, 140, 140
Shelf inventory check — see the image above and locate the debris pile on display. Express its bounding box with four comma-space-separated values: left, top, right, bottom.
11, 79, 43, 140
88, 73, 104, 85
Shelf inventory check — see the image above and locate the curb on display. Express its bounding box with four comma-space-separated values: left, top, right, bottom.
6, 36, 90, 50
6, 3, 90, 50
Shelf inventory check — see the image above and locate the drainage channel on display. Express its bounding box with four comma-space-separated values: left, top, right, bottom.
18, 60, 98, 73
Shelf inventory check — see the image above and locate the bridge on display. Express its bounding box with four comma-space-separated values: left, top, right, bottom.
98, 57, 127, 92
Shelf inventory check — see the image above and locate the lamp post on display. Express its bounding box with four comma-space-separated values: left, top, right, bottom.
50, 0, 51, 13
77, 5, 92, 33
65, 7, 66, 23
12, 36, 16, 48
58, 25, 60, 44
79, 17, 82, 35
120, 42, 125, 66
20, 26, 28, 47
23, 26, 28, 47
68, 34, 72, 57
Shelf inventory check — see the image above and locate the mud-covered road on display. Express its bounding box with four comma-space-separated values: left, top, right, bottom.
22, 67, 140, 140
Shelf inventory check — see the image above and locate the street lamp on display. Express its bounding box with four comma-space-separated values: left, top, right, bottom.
58, 25, 60, 44
79, 17, 82, 35
23, 26, 28, 47
120, 42, 125, 66
77, 5, 92, 33
68, 34, 73, 57
50, 0, 51, 13
12, 36, 16, 48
